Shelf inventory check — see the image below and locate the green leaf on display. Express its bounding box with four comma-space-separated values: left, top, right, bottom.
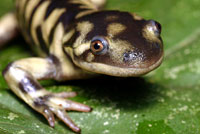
1, 0, 200, 134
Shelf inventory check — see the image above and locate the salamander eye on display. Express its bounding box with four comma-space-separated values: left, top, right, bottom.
90, 36, 109, 55
155, 21, 161, 34
147, 20, 162, 36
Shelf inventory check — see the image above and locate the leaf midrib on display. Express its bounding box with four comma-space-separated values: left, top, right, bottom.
165, 27, 200, 59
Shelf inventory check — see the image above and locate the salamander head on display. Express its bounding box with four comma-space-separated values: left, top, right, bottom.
65, 11, 163, 77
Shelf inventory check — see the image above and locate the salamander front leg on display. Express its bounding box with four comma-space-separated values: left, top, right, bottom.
2, 57, 91, 133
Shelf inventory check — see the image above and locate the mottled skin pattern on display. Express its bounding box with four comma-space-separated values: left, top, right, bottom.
1, 0, 163, 133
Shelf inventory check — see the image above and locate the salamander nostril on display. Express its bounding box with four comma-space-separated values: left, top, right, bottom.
123, 52, 131, 62
123, 51, 137, 62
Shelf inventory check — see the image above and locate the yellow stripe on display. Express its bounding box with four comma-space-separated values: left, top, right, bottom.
25, 0, 41, 24
41, 8, 66, 45
50, 23, 65, 56
16, 0, 33, 46
50, 23, 78, 76
76, 10, 97, 19
62, 29, 75, 43
18, 0, 27, 16
69, 0, 96, 9
31, 1, 51, 46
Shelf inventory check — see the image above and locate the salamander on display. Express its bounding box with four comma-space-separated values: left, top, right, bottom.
1, 0, 163, 132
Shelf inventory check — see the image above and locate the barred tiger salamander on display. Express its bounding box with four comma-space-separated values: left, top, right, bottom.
1, 0, 163, 132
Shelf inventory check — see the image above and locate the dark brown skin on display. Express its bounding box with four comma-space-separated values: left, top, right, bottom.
70, 11, 163, 76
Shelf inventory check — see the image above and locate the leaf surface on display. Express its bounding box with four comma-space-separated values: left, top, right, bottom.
0, 0, 200, 133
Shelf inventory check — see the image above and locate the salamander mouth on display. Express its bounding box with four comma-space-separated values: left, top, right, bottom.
74, 54, 164, 77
